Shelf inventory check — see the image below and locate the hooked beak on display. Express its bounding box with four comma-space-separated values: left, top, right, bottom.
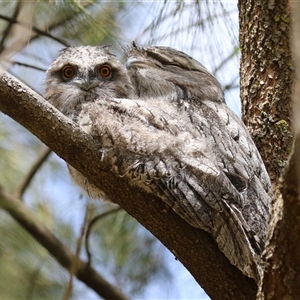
74, 79, 99, 91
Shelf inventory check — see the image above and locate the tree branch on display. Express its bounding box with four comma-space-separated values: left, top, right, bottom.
62, 205, 90, 300
9, 60, 47, 72
0, 1, 21, 53
0, 190, 129, 300
0, 69, 257, 299
16, 147, 52, 199
0, 13, 70, 47
85, 207, 122, 264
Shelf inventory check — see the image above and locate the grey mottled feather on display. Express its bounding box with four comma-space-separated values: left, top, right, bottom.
44, 45, 271, 281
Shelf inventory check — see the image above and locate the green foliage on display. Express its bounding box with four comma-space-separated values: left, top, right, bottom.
0, 117, 42, 191
0, 212, 65, 299
88, 206, 171, 295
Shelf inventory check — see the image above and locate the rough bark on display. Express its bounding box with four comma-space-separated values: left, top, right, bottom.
238, 0, 293, 185
0, 69, 257, 299
258, 138, 300, 299
257, 1, 300, 298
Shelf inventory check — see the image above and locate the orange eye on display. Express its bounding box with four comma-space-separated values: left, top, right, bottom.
62, 66, 76, 79
99, 65, 111, 78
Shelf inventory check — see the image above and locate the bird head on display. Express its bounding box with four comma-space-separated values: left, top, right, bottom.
125, 42, 225, 103
45, 45, 135, 114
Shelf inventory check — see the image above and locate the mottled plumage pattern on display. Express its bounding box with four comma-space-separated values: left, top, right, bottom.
126, 44, 224, 102
45, 45, 271, 281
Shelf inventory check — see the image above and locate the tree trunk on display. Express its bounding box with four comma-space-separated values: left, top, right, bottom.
239, 0, 300, 298
238, 0, 293, 185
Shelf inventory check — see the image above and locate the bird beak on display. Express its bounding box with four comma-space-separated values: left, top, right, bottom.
74, 79, 98, 91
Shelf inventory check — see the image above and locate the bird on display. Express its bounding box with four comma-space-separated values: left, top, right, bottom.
44, 44, 271, 281
44, 45, 136, 200
123, 43, 271, 280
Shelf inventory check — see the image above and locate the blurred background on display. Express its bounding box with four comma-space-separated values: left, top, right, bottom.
0, 1, 239, 299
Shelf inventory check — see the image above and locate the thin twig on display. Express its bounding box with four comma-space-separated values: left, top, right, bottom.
10, 61, 47, 72
212, 47, 240, 75
27, 1, 95, 46
62, 205, 90, 300
0, 190, 129, 300
17, 147, 52, 199
0, 1, 21, 53
85, 207, 122, 265
26, 259, 44, 300
0, 14, 70, 47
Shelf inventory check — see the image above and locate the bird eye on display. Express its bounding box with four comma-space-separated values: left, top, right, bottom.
62, 66, 76, 79
99, 65, 111, 78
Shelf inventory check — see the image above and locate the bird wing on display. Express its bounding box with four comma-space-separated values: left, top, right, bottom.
89, 96, 270, 280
